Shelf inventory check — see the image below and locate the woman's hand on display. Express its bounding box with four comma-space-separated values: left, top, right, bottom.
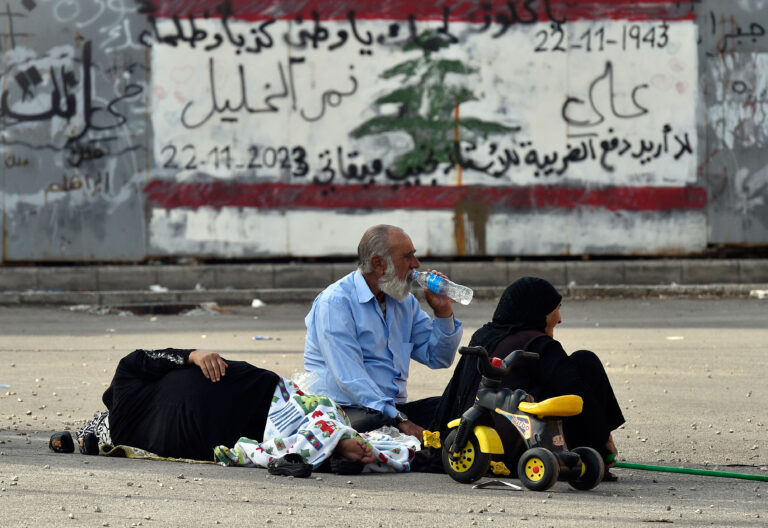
188, 350, 228, 382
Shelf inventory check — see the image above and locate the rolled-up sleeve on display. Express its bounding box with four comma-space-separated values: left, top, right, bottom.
408, 297, 463, 369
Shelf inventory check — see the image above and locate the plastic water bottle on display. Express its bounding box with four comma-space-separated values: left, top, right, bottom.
411, 270, 474, 305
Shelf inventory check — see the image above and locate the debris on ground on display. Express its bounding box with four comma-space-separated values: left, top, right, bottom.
68, 305, 134, 316
180, 302, 228, 316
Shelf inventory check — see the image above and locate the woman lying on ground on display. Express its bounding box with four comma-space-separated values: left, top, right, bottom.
62, 348, 418, 474
431, 276, 625, 480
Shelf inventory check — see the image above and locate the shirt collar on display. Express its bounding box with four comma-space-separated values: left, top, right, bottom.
353, 270, 376, 304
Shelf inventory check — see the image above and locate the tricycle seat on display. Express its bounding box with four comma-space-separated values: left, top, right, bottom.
518, 395, 583, 417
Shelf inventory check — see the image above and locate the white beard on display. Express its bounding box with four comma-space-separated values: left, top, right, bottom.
377, 262, 411, 301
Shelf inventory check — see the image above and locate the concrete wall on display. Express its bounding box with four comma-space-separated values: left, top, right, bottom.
1, 0, 766, 262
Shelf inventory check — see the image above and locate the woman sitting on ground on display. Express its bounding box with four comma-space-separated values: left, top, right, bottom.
67, 348, 417, 473
432, 276, 624, 478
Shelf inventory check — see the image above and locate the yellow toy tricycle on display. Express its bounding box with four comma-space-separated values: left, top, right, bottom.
437, 346, 604, 491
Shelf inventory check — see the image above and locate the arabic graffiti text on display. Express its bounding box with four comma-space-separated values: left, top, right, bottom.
160, 144, 309, 178
157, 125, 694, 186
535, 21, 671, 53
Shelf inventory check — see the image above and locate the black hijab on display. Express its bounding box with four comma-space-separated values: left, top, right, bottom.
468, 276, 563, 352
430, 277, 562, 434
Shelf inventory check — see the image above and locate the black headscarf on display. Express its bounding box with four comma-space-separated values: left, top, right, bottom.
468, 276, 563, 353
430, 277, 562, 434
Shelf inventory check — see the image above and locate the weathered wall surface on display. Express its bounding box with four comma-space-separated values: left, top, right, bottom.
1, 0, 766, 262
697, 0, 768, 245
1, 0, 149, 261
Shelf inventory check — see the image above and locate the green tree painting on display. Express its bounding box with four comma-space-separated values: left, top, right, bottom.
351, 31, 519, 179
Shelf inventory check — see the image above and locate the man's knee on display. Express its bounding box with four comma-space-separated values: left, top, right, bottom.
342, 407, 392, 432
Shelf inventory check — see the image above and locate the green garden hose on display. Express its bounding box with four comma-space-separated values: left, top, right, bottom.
605, 454, 768, 482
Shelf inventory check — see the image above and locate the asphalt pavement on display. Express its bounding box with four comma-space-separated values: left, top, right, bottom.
1, 298, 766, 527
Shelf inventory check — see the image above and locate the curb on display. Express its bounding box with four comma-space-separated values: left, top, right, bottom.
1, 259, 766, 306
1, 284, 766, 307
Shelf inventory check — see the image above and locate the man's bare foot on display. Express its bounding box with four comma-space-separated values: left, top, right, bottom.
335, 438, 375, 464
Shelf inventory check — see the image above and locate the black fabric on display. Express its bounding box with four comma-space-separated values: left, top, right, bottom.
430, 277, 624, 472
341, 406, 392, 432
343, 396, 442, 433
430, 275, 562, 440
487, 333, 624, 459
558, 349, 625, 454
469, 276, 562, 354
103, 348, 280, 461
398, 396, 442, 431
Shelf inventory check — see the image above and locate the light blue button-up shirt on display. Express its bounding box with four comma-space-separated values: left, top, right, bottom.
304, 270, 463, 419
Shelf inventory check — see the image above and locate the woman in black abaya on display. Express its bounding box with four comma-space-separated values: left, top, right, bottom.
432, 277, 624, 478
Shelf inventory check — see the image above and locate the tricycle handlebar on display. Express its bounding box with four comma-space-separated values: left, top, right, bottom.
458, 346, 539, 379
458, 346, 491, 358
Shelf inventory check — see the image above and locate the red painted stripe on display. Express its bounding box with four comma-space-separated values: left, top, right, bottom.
144, 181, 707, 212
145, 0, 694, 22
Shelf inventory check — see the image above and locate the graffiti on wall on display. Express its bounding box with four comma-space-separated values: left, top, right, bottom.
0, 0, 149, 260
697, 0, 768, 241
147, 4, 697, 186
141, 0, 704, 256
1, 2, 145, 155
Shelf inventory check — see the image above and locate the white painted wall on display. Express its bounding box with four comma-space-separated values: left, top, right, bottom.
148, 17, 700, 256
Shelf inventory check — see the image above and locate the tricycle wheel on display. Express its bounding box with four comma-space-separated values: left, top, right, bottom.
517, 447, 559, 491
442, 429, 491, 483
568, 446, 604, 490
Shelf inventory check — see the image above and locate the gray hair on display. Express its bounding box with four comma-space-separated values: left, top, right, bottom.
357, 224, 403, 273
